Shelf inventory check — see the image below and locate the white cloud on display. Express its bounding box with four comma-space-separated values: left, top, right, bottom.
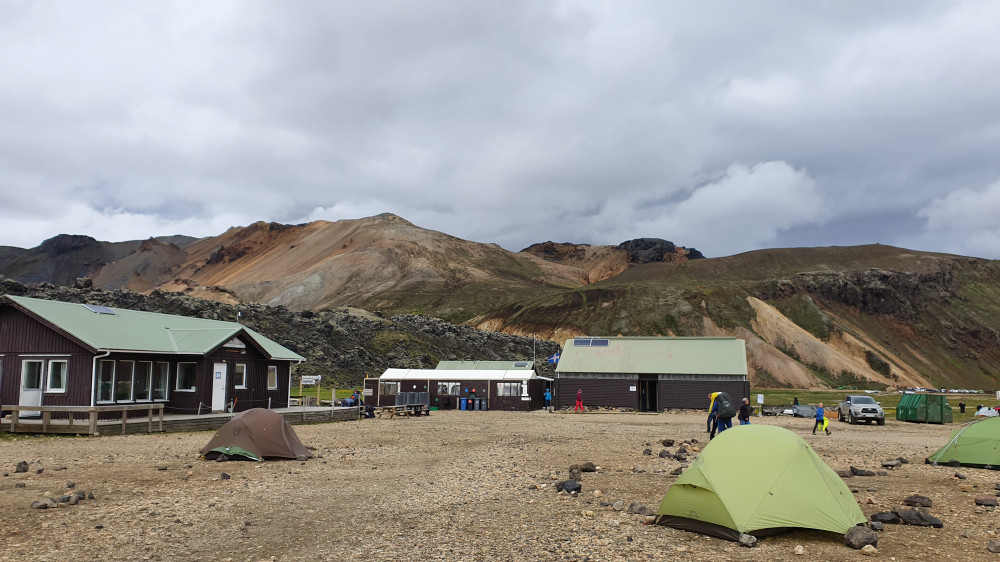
606, 161, 827, 257
903, 179, 1000, 258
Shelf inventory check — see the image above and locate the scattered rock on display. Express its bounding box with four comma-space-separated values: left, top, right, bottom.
633, 465, 646, 473
870, 522, 884, 532
580, 461, 597, 472
35, 468, 44, 474
30, 498, 57, 509
737, 533, 757, 548
989, 540, 1000, 554
66, 481, 75, 488
221, 473, 231, 480
895, 508, 944, 528
881, 459, 902, 468
642, 449, 652, 456
877, 471, 888, 476
555, 480, 581, 494
897, 457, 910, 464
658, 450, 670, 458
837, 469, 853, 478
157, 466, 168, 471
612, 500, 625, 511
955, 472, 967, 480
975, 495, 998, 507
670, 466, 685, 476
568, 466, 582, 480
860, 544, 878, 556
850, 466, 875, 477
844, 525, 878, 549
903, 494, 932, 507
865, 496, 876, 505
627, 503, 654, 516
15, 461, 28, 473
871, 512, 901, 524
793, 545, 805, 555
661, 439, 675, 447
14, 482, 26, 488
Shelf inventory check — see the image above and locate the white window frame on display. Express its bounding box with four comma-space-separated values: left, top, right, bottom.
22, 359, 44, 391
267, 365, 278, 390
134, 361, 153, 401
176, 362, 197, 392
234, 363, 247, 389
97, 360, 115, 403
153, 362, 170, 400
45, 360, 68, 393
116, 360, 135, 402
496, 382, 522, 397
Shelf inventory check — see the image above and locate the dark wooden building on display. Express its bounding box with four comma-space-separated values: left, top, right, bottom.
364, 367, 550, 411
0, 296, 304, 416
554, 337, 749, 411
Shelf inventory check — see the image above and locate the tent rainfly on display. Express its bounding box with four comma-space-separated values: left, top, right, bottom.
926, 417, 1000, 469
657, 425, 866, 540
200, 409, 313, 461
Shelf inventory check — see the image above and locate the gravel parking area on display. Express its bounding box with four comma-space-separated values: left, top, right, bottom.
1, 410, 995, 561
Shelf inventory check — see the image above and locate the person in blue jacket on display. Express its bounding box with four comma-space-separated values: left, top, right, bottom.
543, 388, 552, 411
813, 402, 831, 435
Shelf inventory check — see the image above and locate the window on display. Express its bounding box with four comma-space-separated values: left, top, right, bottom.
379, 381, 398, 396
153, 362, 169, 400
176, 363, 197, 391
267, 366, 278, 389
497, 382, 522, 397
116, 361, 134, 401
22, 360, 43, 390
46, 360, 68, 392
437, 382, 460, 395
134, 362, 152, 401
234, 364, 247, 389
97, 360, 115, 402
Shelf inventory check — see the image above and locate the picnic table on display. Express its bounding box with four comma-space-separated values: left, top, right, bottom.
374, 404, 430, 419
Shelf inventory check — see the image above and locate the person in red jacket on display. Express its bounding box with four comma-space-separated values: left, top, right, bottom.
574, 389, 584, 412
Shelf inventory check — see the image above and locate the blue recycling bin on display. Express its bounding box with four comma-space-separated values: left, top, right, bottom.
460, 397, 467, 411
482, 399, 487, 411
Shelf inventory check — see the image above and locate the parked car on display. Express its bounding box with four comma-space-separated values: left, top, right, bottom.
838, 395, 886, 425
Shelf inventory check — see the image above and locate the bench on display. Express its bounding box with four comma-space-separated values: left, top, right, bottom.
374, 404, 430, 419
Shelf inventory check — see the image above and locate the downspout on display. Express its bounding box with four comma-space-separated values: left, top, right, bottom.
288, 359, 304, 408
90, 350, 111, 407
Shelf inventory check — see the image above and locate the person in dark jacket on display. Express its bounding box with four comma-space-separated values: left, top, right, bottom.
738, 398, 752, 425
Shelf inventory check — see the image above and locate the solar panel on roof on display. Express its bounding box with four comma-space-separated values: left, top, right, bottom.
513, 362, 529, 367
82, 303, 118, 315
573, 339, 591, 346
591, 339, 609, 346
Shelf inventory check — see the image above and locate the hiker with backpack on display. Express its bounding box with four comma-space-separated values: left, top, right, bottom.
715, 392, 735, 434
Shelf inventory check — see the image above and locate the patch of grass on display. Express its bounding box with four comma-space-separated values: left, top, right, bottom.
769, 295, 831, 339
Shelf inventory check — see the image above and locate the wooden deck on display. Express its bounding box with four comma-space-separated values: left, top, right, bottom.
1, 405, 362, 436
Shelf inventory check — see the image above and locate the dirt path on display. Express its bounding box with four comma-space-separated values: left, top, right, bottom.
0, 411, 994, 561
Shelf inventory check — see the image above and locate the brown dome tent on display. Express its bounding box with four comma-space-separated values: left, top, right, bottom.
200, 408, 313, 461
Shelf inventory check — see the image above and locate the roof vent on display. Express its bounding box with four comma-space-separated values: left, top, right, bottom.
513, 361, 529, 367
82, 304, 117, 315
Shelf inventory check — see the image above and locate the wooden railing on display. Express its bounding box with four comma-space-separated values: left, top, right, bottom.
4, 404, 165, 435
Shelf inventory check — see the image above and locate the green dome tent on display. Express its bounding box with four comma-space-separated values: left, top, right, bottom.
657, 425, 866, 540
926, 417, 1000, 469
199, 408, 313, 461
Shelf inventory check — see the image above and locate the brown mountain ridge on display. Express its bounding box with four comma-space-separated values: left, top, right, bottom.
2, 214, 999, 391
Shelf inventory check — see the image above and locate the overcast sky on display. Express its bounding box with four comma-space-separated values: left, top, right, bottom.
2, 1, 999, 259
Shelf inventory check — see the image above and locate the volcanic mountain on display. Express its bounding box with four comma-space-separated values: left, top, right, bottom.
2, 214, 999, 391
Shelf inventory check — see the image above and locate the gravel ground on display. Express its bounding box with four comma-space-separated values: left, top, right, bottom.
1, 410, 998, 561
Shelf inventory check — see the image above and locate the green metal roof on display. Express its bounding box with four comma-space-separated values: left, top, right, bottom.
4, 295, 304, 361
555, 336, 747, 376
435, 360, 534, 370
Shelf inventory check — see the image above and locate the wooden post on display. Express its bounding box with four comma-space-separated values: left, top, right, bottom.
147, 405, 153, 433
42, 410, 51, 433
121, 409, 128, 435
158, 405, 164, 432
88, 408, 98, 436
